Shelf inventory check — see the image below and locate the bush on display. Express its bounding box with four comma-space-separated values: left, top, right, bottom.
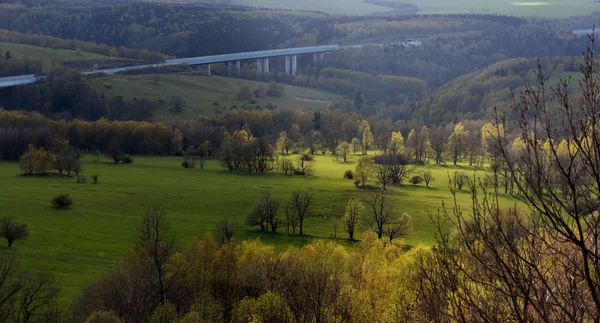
248, 99, 257, 104
354, 179, 361, 187
344, 170, 354, 179
52, 194, 72, 209
76, 176, 87, 184
92, 174, 99, 184
121, 155, 134, 164
181, 158, 195, 169
410, 175, 423, 186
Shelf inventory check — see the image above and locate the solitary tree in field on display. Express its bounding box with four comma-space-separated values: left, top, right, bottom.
290, 189, 314, 236
336, 141, 352, 162
343, 197, 364, 241
0, 217, 28, 247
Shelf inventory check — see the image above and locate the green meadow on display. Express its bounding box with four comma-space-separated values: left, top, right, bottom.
229, 0, 599, 17
0, 154, 522, 306
0, 42, 109, 71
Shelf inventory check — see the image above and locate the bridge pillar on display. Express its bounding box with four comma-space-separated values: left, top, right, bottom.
236, 61, 240, 78
264, 58, 269, 73
206, 64, 211, 75
227, 62, 232, 77
292, 55, 297, 76
285, 56, 291, 75
257, 59, 262, 73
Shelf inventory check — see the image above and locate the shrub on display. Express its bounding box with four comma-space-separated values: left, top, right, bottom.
410, 175, 423, 186
76, 176, 87, 184
181, 158, 195, 169
121, 155, 134, 164
354, 179, 361, 187
344, 170, 354, 179
248, 99, 257, 104
92, 174, 99, 184
85, 311, 122, 323
52, 194, 72, 209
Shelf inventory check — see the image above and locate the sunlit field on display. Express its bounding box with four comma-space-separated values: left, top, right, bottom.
0, 154, 522, 305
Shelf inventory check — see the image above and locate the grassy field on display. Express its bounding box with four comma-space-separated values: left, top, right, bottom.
90, 74, 348, 123
0, 42, 109, 71
230, 0, 599, 16
0, 154, 523, 306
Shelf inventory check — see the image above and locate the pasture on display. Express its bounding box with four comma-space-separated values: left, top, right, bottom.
0, 42, 109, 71
230, 0, 599, 17
0, 154, 522, 306
90, 74, 348, 123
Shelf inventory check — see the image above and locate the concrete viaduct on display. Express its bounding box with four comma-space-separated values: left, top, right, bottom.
0, 45, 338, 88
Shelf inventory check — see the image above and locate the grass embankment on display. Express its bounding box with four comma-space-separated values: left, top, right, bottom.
0, 42, 109, 71
90, 74, 348, 123
0, 154, 522, 305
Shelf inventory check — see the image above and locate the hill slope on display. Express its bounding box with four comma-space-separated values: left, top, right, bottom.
416, 56, 583, 124
90, 74, 349, 123
0, 42, 110, 71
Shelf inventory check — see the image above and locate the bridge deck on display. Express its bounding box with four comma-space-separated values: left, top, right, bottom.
166, 45, 338, 66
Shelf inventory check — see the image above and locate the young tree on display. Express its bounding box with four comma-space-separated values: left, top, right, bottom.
362, 127, 374, 155
447, 123, 468, 165
137, 205, 179, 304
290, 190, 313, 236
355, 156, 374, 186
343, 197, 364, 241
423, 170, 434, 187
430, 126, 447, 164
389, 131, 405, 156
335, 141, 352, 162
276, 131, 290, 155
0, 217, 28, 247
351, 137, 362, 155
104, 136, 124, 164
216, 217, 237, 245
383, 212, 412, 243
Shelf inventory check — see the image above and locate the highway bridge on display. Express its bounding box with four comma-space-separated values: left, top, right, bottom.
0, 45, 338, 88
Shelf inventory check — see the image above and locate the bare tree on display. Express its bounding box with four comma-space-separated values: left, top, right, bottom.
417, 39, 600, 322
343, 197, 364, 241
137, 205, 179, 304
383, 213, 412, 243
290, 190, 314, 236
284, 203, 298, 235
246, 189, 280, 232
0, 218, 28, 248
363, 190, 397, 239
18, 270, 61, 323
0, 255, 22, 322
216, 217, 237, 245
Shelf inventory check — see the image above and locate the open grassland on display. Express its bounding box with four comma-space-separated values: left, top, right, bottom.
0, 154, 523, 306
0, 42, 109, 71
90, 74, 347, 123
413, 0, 599, 16
231, 0, 599, 16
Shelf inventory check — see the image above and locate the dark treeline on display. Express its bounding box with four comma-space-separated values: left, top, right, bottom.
0, 69, 158, 121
